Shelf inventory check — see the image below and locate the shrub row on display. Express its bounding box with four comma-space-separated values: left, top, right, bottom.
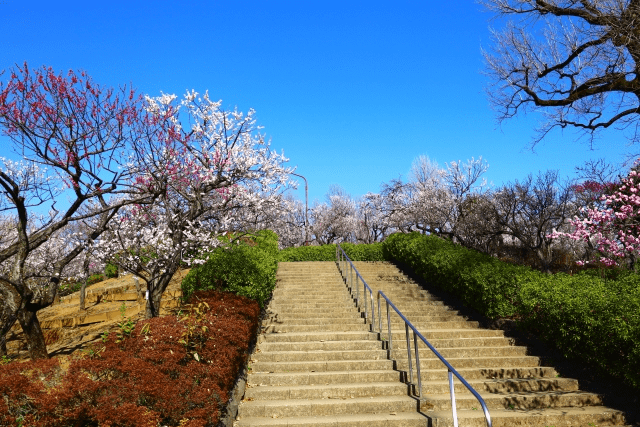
382, 232, 640, 389
0, 290, 260, 427
279, 242, 385, 262
182, 237, 385, 309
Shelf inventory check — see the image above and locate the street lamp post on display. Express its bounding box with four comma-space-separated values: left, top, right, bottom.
290, 172, 309, 245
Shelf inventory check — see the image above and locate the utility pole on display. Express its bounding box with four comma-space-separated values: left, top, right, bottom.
290, 172, 309, 245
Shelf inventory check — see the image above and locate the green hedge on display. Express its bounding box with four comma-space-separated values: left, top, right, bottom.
382, 232, 640, 389
518, 272, 640, 388
382, 232, 530, 318
279, 242, 385, 262
181, 230, 279, 307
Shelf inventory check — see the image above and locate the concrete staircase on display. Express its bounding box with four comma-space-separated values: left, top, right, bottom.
236, 261, 628, 427
236, 261, 425, 426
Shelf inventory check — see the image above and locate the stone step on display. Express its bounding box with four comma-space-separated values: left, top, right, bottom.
247, 369, 403, 386
250, 359, 394, 373
421, 376, 579, 394
243, 382, 409, 401
235, 412, 427, 427
383, 320, 481, 330
424, 406, 626, 427
257, 340, 382, 352
238, 395, 418, 418
270, 290, 351, 296
396, 355, 542, 370
260, 331, 378, 343
252, 349, 389, 363
389, 345, 528, 359
422, 390, 604, 410
267, 302, 361, 309
382, 329, 506, 341
416, 366, 559, 381
262, 317, 365, 326
391, 336, 514, 349
261, 324, 370, 333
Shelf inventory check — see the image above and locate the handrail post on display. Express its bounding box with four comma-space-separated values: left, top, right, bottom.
370, 291, 375, 330
377, 293, 382, 333
449, 370, 459, 427
350, 265, 353, 291
386, 300, 392, 354
414, 332, 422, 400
363, 280, 367, 321
405, 323, 413, 387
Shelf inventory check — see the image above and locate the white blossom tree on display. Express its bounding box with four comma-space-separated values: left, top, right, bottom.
377, 155, 489, 243
310, 186, 358, 244
93, 91, 294, 318
355, 192, 392, 243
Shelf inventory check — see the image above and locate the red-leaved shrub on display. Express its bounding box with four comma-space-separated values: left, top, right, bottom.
0, 290, 260, 427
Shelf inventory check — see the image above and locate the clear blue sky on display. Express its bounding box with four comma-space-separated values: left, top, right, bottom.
0, 1, 633, 205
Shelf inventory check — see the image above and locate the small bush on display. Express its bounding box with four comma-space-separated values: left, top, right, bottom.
104, 263, 118, 278
181, 230, 279, 307
58, 274, 105, 297
58, 282, 83, 297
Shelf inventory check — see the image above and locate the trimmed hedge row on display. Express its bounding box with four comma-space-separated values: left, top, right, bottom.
279, 242, 385, 262
182, 239, 385, 308
382, 232, 640, 389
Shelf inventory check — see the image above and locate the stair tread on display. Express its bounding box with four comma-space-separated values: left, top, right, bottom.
236, 412, 426, 426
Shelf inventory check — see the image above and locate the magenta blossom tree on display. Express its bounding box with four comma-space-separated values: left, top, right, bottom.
0, 63, 156, 359
551, 163, 640, 269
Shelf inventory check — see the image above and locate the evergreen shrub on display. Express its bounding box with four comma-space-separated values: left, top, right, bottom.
279, 242, 385, 262
382, 232, 640, 389
181, 230, 279, 307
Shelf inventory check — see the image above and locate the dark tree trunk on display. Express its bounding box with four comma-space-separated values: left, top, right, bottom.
145, 273, 174, 318
79, 255, 90, 311
79, 280, 87, 311
18, 307, 48, 359
0, 285, 29, 359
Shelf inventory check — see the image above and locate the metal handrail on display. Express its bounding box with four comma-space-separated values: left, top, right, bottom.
378, 291, 492, 427
335, 244, 492, 427
335, 244, 376, 329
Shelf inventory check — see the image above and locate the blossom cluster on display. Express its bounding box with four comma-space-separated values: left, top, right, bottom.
551, 164, 640, 266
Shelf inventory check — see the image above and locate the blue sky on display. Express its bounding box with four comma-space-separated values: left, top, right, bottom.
0, 1, 633, 205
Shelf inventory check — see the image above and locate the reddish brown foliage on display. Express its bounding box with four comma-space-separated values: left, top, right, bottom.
0, 291, 260, 427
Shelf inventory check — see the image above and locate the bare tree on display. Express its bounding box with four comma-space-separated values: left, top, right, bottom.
482, 0, 640, 146
490, 170, 576, 272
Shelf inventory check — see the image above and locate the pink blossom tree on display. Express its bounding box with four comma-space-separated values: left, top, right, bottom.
551, 163, 640, 269
92, 91, 294, 318
0, 63, 155, 359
